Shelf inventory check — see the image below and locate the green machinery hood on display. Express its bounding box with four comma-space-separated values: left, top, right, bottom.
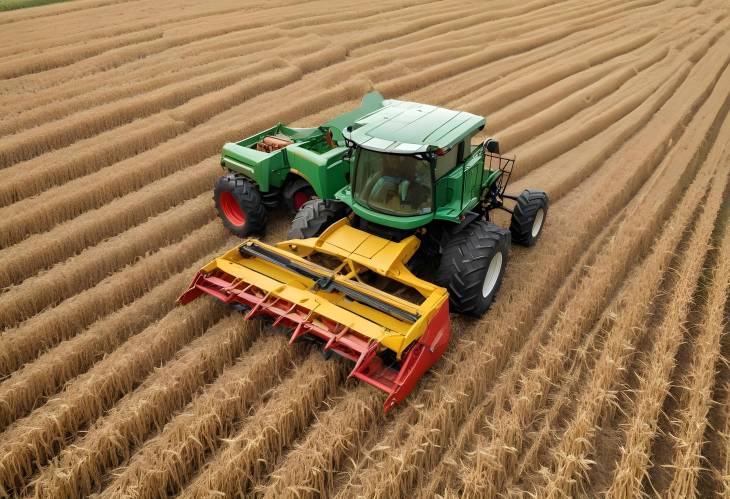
344, 95, 485, 153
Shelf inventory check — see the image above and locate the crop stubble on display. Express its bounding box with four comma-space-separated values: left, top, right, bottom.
1, 1, 729, 497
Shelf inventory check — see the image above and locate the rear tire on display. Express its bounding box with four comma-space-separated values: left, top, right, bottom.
509, 189, 548, 246
435, 221, 510, 316
214, 174, 266, 237
287, 199, 348, 239
282, 177, 316, 214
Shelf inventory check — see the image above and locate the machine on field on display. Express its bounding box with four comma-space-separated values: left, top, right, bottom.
180, 92, 548, 412
213, 92, 384, 236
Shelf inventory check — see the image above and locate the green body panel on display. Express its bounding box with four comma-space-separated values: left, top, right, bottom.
220, 124, 296, 191
285, 145, 350, 199
432, 153, 484, 223
219, 93, 387, 196
324, 91, 385, 142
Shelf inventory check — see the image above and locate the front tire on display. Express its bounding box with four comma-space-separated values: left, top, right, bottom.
214, 174, 266, 237
282, 177, 315, 214
287, 199, 348, 239
435, 221, 510, 316
509, 189, 548, 246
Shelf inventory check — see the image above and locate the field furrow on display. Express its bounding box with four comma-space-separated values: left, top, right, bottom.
458, 101, 716, 497
0, 238, 235, 433
407, 0, 669, 106
0, 193, 214, 328
0, 158, 219, 288
0, 298, 228, 495
519, 53, 730, 498
0, 0, 426, 118
0, 222, 230, 376
603, 133, 730, 499
0, 0, 457, 103
31, 315, 258, 498
665, 184, 730, 498
334, 24, 730, 498
99, 334, 300, 498
180, 355, 345, 498
0, 57, 297, 168
261, 386, 386, 499
2, 2, 729, 497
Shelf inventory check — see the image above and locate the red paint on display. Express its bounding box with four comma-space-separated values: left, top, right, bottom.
219, 192, 246, 226
293, 191, 310, 211
382, 300, 451, 412
178, 269, 452, 412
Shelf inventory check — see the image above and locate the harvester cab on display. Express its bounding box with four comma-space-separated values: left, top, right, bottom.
180, 93, 549, 412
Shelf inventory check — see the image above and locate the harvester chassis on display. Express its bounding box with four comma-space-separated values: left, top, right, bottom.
182, 93, 550, 412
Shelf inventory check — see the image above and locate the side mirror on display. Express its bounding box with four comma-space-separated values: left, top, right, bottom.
483, 138, 500, 155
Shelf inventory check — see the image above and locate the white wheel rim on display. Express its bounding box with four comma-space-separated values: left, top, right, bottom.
532, 208, 545, 238
482, 252, 503, 298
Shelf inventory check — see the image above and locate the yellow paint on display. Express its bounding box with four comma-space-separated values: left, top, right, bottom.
195, 221, 449, 358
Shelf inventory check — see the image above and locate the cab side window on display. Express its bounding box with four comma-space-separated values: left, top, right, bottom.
435, 136, 478, 178
462, 139, 475, 159
435, 145, 459, 178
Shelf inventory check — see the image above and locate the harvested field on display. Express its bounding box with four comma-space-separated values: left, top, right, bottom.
1, 0, 729, 497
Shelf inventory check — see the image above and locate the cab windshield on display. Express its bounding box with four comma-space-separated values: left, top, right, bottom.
353, 148, 433, 216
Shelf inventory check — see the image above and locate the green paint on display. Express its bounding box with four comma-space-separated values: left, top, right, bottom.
223, 91, 504, 231
219, 93, 382, 199
0, 0, 71, 11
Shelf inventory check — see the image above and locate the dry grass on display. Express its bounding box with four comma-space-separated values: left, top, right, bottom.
0, 297, 227, 496
181, 355, 345, 498
605, 141, 730, 499
0, 193, 214, 327
0, 238, 235, 433
0, 64, 302, 244
0, 115, 187, 206
261, 386, 385, 499
100, 334, 299, 499
0, 158, 219, 287
537, 66, 730, 497
2, 1, 730, 497
666, 206, 730, 497
0, 222, 230, 377
31, 315, 258, 498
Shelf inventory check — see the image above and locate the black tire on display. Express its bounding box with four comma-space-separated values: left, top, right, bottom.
214, 174, 266, 237
435, 221, 510, 317
509, 189, 548, 247
287, 199, 348, 239
282, 177, 315, 214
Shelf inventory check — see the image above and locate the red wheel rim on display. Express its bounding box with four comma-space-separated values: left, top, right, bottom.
293, 191, 310, 210
220, 192, 246, 227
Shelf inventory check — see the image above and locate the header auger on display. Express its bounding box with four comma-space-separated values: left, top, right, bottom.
180, 92, 548, 412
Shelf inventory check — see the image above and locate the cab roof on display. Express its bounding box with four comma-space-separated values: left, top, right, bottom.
347, 96, 485, 153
